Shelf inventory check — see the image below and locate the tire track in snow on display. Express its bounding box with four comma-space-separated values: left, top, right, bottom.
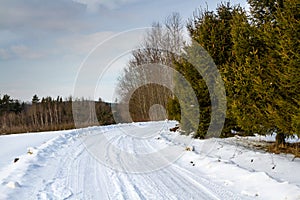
3, 122, 246, 199
100, 125, 220, 200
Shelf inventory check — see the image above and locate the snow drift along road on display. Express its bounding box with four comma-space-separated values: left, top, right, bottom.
0, 121, 299, 200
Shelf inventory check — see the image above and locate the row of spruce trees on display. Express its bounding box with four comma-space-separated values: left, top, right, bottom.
167, 0, 299, 145
0, 94, 115, 134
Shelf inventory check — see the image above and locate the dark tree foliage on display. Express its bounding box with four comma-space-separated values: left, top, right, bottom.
0, 94, 23, 115
167, 97, 181, 122
228, 0, 300, 144
248, 0, 284, 25
167, 0, 298, 145
173, 3, 242, 138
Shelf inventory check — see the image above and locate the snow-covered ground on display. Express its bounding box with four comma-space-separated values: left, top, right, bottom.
0, 121, 299, 200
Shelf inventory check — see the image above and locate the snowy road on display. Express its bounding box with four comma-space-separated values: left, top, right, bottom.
1, 121, 299, 199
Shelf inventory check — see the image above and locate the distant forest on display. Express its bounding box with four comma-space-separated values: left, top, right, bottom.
0, 94, 115, 134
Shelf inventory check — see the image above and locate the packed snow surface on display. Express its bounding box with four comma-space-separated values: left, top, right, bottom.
0, 121, 299, 200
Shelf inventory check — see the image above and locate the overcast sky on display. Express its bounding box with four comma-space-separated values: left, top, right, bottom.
0, 0, 248, 102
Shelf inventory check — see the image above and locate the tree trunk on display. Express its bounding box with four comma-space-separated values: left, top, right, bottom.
275, 132, 286, 146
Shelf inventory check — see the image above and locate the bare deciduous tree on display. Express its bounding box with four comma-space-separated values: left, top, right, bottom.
116, 13, 185, 122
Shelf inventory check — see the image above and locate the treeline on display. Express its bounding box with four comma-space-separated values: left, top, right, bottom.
116, 13, 184, 122
117, 0, 299, 145
0, 94, 115, 134
174, 0, 299, 144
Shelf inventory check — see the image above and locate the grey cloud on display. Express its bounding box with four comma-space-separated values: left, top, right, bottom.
0, 30, 21, 46
11, 45, 43, 59
0, 45, 43, 60
0, 0, 87, 32
73, 0, 138, 11
0, 48, 10, 60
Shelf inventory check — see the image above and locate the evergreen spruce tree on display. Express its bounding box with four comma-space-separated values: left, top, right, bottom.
172, 51, 211, 137
229, 0, 299, 144
266, 0, 300, 142
226, 6, 274, 135
32, 94, 40, 104
173, 3, 242, 138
